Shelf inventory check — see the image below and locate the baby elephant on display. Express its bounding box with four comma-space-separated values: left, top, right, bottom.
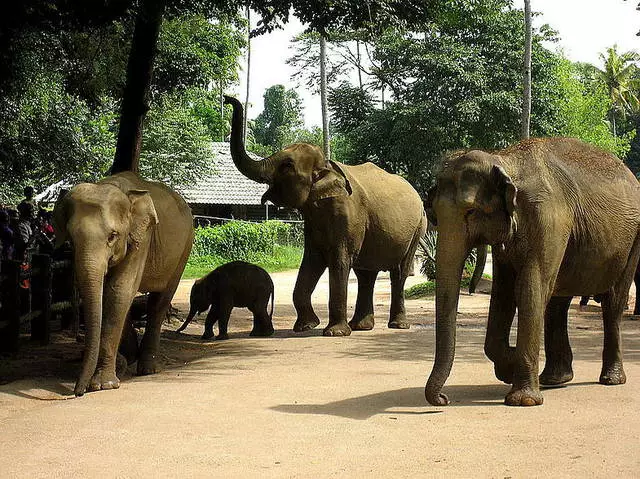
177, 261, 275, 340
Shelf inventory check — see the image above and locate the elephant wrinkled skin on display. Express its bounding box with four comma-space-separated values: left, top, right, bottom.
425, 138, 640, 407
224, 96, 427, 337
53, 172, 193, 396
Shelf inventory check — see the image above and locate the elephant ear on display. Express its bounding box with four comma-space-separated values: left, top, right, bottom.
308, 161, 352, 204
425, 185, 438, 226
52, 191, 71, 249
491, 165, 518, 236
127, 190, 159, 250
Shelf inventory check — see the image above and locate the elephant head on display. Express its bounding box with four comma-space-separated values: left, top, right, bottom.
424, 150, 517, 406
176, 278, 213, 333
53, 182, 158, 396
223, 95, 351, 209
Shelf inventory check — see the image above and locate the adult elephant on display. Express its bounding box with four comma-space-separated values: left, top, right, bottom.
424, 137, 640, 407
224, 96, 426, 336
53, 172, 193, 396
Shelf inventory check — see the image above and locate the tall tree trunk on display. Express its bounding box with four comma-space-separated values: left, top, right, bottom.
112, 0, 167, 174
356, 40, 363, 92
381, 84, 385, 110
520, 0, 532, 140
320, 35, 331, 159
244, 7, 252, 144
219, 79, 225, 141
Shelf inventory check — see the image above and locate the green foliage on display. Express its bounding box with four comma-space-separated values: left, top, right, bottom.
554, 57, 634, 158
418, 231, 477, 281
155, 15, 246, 93
405, 276, 473, 300
253, 85, 304, 151
186, 220, 304, 279
191, 220, 303, 260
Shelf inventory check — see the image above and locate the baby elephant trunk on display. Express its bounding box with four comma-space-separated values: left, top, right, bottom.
176, 307, 198, 333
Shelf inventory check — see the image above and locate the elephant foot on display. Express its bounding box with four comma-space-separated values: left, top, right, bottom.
539, 364, 573, 386
293, 314, 320, 332
599, 364, 626, 385
323, 322, 352, 337
137, 357, 157, 376
201, 331, 215, 340
250, 325, 275, 337
216, 333, 230, 340
388, 315, 410, 329
349, 314, 375, 331
504, 386, 543, 407
88, 369, 120, 392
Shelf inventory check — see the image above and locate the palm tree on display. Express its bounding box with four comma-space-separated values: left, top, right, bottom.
598, 45, 640, 137
320, 35, 331, 159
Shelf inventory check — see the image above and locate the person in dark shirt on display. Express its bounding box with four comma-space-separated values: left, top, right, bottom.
0, 209, 15, 260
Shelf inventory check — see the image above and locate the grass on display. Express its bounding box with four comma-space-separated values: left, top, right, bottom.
405, 274, 492, 299
181, 245, 303, 280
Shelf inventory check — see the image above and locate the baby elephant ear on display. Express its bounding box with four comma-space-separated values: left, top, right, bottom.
491, 165, 517, 216
127, 190, 159, 250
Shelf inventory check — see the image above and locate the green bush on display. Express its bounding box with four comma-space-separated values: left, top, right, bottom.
192, 220, 300, 260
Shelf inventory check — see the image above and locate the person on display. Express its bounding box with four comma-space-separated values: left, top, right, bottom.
15, 201, 34, 260
18, 186, 38, 215
0, 209, 15, 260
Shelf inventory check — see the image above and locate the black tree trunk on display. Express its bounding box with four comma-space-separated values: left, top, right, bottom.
112, 0, 167, 174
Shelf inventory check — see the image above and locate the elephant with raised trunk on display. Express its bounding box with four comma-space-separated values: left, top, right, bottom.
53, 172, 193, 396
224, 96, 427, 336
425, 138, 640, 407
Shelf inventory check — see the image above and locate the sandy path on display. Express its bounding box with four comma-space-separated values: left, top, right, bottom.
1, 269, 640, 478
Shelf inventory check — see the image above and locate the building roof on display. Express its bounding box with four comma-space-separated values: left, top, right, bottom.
178, 142, 268, 205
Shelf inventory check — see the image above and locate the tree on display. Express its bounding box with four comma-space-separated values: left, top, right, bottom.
253, 85, 304, 152
597, 45, 640, 137
244, 7, 252, 144
521, 0, 532, 139
319, 35, 331, 159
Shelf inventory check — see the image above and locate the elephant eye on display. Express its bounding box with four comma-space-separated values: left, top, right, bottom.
464, 208, 477, 220
107, 231, 119, 244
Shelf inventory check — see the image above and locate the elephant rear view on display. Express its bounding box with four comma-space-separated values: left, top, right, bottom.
224, 96, 426, 337
177, 261, 275, 340
53, 172, 193, 396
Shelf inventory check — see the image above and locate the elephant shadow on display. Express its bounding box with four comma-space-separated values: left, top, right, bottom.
270, 384, 510, 420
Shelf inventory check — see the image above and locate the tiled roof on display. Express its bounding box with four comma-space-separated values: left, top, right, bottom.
178, 142, 268, 205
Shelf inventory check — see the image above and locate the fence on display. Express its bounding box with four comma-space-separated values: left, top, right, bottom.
0, 252, 79, 353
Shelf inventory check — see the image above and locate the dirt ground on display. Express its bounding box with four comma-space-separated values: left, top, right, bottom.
1, 268, 640, 478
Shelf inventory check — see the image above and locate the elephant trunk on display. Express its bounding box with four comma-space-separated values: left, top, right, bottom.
425, 225, 468, 406
468, 245, 488, 294
223, 95, 275, 184
73, 249, 107, 396
176, 307, 197, 333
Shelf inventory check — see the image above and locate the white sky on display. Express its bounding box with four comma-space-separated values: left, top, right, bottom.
234, 1, 639, 128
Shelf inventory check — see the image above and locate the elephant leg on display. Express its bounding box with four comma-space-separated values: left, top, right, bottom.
505, 256, 562, 407
202, 307, 219, 340
137, 291, 172, 375
324, 257, 352, 337
215, 302, 233, 340
599, 234, 640, 384
349, 269, 377, 331
89, 276, 139, 392
484, 260, 517, 384
634, 262, 640, 316
250, 304, 275, 337
388, 266, 410, 329
293, 248, 326, 332
540, 296, 574, 385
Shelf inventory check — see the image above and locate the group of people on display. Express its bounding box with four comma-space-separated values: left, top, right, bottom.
0, 186, 55, 262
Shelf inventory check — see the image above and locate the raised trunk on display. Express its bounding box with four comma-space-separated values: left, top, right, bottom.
425, 230, 468, 406
73, 252, 106, 396
224, 95, 274, 184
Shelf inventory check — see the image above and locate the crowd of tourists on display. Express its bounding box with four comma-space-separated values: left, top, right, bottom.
0, 186, 55, 262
